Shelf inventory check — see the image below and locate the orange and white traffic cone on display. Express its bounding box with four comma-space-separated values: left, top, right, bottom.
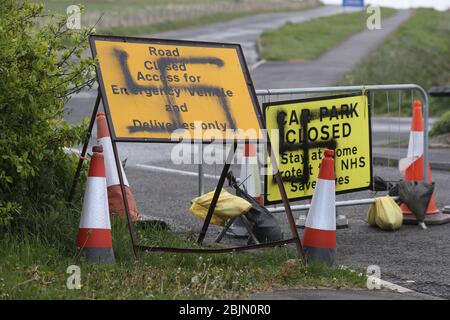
303, 149, 336, 265
398, 100, 447, 225
97, 112, 140, 221
228, 143, 262, 238
76, 146, 115, 263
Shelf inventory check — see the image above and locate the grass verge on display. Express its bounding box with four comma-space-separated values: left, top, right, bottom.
339, 9, 450, 117
260, 7, 396, 61
431, 110, 450, 136
0, 218, 365, 299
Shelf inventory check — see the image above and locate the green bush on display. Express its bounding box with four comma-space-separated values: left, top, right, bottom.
0, 1, 94, 228
430, 109, 450, 136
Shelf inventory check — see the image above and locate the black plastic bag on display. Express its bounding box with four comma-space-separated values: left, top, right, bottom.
397, 180, 435, 224
372, 176, 395, 192
227, 172, 283, 243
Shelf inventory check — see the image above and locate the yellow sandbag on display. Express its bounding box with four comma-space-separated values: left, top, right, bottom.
367, 196, 403, 230
190, 189, 252, 226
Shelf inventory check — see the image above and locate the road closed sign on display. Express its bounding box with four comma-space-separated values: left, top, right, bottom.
90, 35, 263, 142
264, 94, 372, 204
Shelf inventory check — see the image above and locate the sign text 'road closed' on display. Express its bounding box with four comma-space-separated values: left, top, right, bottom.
90, 36, 262, 142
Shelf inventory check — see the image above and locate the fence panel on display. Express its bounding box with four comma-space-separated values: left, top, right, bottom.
251, 84, 429, 212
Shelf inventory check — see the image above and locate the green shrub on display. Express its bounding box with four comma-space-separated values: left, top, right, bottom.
0, 1, 94, 228
430, 109, 450, 136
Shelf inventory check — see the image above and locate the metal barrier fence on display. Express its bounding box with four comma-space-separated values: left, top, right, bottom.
197, 84, 429, 211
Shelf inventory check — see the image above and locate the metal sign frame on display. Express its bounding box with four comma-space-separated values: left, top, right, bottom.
89, 34, 264, 144
69, 35, 305, 260
262, 92, 373, 205
255, 84, 430, 183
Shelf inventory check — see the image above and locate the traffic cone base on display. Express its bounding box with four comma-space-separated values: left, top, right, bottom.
304, 246, 336, 265
76, 245, 115, 264
303, 150, 336, 265
403, 212, 450, 225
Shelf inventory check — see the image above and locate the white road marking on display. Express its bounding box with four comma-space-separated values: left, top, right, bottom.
340, 265, 414, 294
250, 59, 266, 71
133, 163, 219, 179
190, 29, 260, 41
378, 279, 414, 293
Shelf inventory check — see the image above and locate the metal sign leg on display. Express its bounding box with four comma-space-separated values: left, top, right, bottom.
111, 140, 139, 259
197, 142, 237, 244
266, 135, 306, 260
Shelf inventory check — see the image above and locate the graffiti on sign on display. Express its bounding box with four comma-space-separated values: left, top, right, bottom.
264, 94, 372, 204
90, 35, 263, 142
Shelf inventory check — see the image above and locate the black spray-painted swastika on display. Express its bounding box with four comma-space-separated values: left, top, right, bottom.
274, 108, 339, 185
113, 48, 237, 133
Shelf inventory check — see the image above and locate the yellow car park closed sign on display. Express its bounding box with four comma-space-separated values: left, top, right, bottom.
264, 94, 372, 204
90, 35, 263, 142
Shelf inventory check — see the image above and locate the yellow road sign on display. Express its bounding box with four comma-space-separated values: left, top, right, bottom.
264, 94, 372, 204
90, 35, 263, 142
